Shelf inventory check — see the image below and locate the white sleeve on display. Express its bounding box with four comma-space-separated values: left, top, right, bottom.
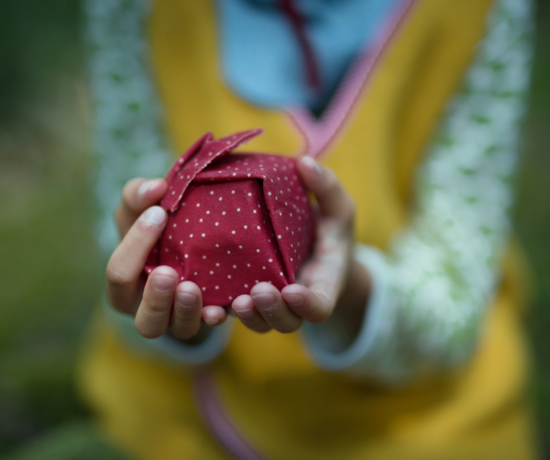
302, 0, 534, 384
102, 296, 233, 364
85, 0, 172, 257
86, 0, 231, 363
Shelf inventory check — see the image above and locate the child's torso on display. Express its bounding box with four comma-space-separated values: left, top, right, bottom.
79, 1, 536, 458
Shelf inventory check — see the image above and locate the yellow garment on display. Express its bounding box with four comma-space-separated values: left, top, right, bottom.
78, 0, 537, 458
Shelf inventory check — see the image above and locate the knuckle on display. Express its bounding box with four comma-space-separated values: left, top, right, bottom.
122, 178, 141, 202
106, 263, 131, 287
144, 298, 170, 316
173, 303, 197, 324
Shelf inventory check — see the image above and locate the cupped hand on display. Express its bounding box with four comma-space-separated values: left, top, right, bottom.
106, 178, 228, 340
230, 156, 371, 335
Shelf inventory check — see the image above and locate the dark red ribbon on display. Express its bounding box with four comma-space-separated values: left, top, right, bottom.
277, 0, 321, 91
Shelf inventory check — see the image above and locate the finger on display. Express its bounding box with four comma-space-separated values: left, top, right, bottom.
295, 216, 351, 302
116, 178, 167, 237
231, 295, 271, 333
300, 219, 350, 284
251, 283, 303, 333
134, 266, 178, 338
299, 252, 346, 299
169, 281, 203, 340
202, 305, 228, 327
106, 205, 167, 313
281, 283, 334, 324
297, 156, 355, 220
292, 255, 347, 322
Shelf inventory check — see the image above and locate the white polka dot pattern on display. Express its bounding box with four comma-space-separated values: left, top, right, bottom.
145, 130, 315, 306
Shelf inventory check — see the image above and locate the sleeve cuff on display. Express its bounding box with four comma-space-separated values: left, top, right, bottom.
302, 244, 394, 374
102, 295, 233, 365
150, 322, 233, 364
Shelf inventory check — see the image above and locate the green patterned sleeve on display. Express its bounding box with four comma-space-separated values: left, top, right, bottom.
85, 0, 172, 257
304, 0, 534, 383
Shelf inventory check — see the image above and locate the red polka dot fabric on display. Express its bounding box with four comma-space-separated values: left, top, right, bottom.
145, 129, 315, 307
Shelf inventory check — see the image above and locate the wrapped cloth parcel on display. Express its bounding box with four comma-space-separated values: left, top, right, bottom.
145, 129, 315, 307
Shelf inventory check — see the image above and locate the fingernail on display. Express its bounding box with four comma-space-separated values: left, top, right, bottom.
301, 156, 323, 179
284, 293, 304, 308
177, 292, 197, 308
138, 179, 158, 198
251, 293, 276, 309
143, 206, 165, 226
234, 308, 255, 320
152, 274, 176, 292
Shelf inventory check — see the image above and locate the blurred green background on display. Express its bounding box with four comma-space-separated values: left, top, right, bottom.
0, 0, 549, 459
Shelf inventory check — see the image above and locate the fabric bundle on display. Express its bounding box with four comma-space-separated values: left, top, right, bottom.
145, 129, 315, 306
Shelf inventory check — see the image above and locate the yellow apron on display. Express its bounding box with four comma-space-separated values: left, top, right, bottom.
78, 0, 537, 458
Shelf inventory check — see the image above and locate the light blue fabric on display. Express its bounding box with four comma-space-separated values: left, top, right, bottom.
216, 0, 401, 113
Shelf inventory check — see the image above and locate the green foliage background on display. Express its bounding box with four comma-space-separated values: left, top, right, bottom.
0, 0, 548, 458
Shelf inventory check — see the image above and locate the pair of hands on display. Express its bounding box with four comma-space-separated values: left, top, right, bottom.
106, 156, 370, 341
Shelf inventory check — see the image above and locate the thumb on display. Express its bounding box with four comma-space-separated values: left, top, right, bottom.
297, 156, 355, 220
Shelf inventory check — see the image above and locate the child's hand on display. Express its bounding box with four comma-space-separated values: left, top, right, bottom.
106, 159, 369, 341
230, 157, 371, 335
106, 178, 228, 340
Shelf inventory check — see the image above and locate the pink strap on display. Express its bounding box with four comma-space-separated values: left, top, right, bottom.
194, 371, 270, 460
